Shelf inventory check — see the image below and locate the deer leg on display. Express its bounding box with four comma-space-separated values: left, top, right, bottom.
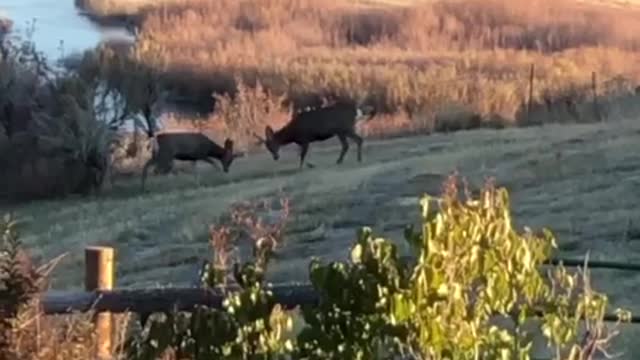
299, 143, 311, 169
141, 157, 156, 191
347, 132, 363, 162
336, 134, 349, 164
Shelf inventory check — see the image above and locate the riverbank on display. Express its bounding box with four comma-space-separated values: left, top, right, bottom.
72, 0, 152, 32
73, 0, 176, 17
75, 9, 141, 29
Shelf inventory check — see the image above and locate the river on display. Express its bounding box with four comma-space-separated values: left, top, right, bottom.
2, 0, 207, 129
1, 0, 133, 62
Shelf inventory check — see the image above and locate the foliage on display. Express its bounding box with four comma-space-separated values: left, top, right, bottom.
125, 196, 295, 359
0, 32, 120, 199
122, 176, 631, 359
0, 23, 177, 199
0, 215, 98, 360
396, 176, 631, 358
125, 286, 294, 360
295, 227, 410, 359
73, 43, 163, 136
0, 215, 42, 356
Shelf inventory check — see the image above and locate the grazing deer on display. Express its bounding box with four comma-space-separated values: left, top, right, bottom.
253, 100, 375, 168
141, 132, 243, 190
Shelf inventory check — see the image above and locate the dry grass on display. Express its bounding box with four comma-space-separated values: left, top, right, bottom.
127, 0, 640, 137
0, 219, 134, 360
0, 295, 137, 359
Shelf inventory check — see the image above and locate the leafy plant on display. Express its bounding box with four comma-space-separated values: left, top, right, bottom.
125, 284, 294, 360
124, 176, 631, 359
294, 227, 410, 360
294, 175, 630, 359
125, 197, 295, 360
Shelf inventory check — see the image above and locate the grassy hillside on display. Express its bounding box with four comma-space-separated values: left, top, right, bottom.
7, 114, 640, 358
8, 117, 640, 289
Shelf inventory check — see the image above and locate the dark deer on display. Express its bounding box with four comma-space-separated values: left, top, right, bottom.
141, 132, 243, 190
253, 100, 375, 168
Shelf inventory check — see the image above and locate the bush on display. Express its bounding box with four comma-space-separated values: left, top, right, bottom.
0, 27, 173, 200
0, 35, 117, 201
0, 215, 99, 359
124, 175, 631, 359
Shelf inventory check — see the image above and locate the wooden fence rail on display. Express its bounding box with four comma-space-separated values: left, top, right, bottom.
37, 246, 640, 359
42, 284, 318, 315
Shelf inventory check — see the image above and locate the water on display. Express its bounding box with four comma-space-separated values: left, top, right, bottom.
1, 0, 132, 62
1, 0, 185, 130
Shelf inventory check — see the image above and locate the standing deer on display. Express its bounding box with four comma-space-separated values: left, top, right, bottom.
253, 100, 375, 168
141, 132, 243, 190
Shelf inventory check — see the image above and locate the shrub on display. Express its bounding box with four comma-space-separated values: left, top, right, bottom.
0, 215, 100, 359
0, 35, 119, 201
0, 26, 177, 199
211, 78, 291, 152
125, 196, 294, 359
123, 175, 632, 359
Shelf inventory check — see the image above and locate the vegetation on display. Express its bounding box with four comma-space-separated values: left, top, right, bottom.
0, 215, 99, 359
124, 176, 632, 359
9, 0, 640, 190
128, 0, 640, 137
0, 33, 116, 201
0, 30, 165, 200
1, 0, 639, 358
3, 176, 631, 359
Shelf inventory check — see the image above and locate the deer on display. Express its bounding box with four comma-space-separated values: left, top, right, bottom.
141, 132, 244, 191
253, 99, 375, 169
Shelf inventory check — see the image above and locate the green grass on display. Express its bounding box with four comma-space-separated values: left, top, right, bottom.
5, 115, 640, 357
6, 117, 639, 285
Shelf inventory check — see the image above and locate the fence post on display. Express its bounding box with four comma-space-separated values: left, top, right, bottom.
85, 246, 115, 360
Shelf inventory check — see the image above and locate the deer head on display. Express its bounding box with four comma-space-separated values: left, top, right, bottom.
264, 126, 280, 160
252, 126, 280, 160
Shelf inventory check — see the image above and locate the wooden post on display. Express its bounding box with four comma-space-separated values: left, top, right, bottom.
85, 246, 115, 360
592, 71, 602, 122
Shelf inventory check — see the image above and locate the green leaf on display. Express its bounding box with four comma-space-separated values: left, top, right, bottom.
351, 243, 363, 264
